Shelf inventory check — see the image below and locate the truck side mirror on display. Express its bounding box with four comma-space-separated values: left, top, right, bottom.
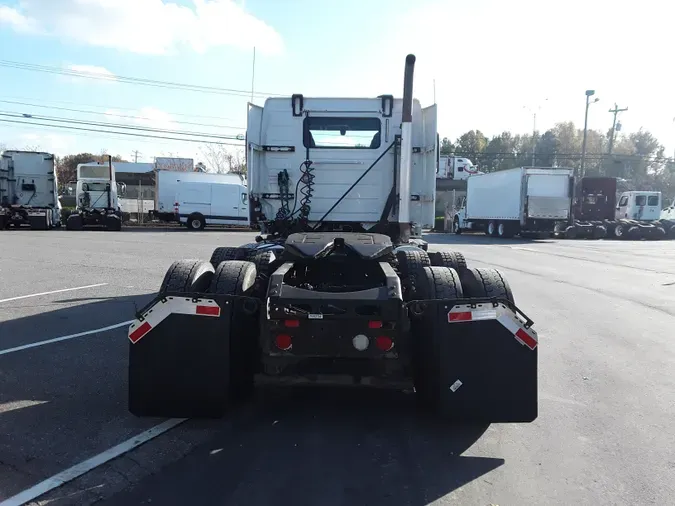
241, 193, 248, 204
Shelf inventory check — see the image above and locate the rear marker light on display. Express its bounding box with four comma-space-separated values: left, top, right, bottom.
275, 334, 292, 351
284, 319, 300, 328
368, 321, 383, 329
375, 336, 393, 352
196, 305, 220, 316
129, 321, 152, 344
352, 334, 369, 351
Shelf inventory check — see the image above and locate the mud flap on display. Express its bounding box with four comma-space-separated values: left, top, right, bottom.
413, 300, 538, 423
128, 294, 236, 418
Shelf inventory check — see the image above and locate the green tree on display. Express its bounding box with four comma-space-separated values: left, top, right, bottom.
440, 137, 454, 155
455, 130, 488, 155
484, 131, 518, 171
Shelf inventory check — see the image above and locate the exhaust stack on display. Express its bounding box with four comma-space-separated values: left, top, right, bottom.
398, 54, 415, 241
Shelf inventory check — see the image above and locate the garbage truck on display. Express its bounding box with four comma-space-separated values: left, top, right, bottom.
127, 54, 539, 424
0, 150, 61, 229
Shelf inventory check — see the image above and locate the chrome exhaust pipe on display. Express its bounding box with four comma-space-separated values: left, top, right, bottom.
398, 54, 415, 240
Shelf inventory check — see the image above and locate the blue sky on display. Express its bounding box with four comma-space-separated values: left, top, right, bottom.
0, 0, 673, 164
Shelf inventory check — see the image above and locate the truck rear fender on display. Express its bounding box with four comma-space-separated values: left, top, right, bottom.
407, 298, 538, 423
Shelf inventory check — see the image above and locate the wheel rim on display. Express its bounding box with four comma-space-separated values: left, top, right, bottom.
191, 219, 201, 229
488, 222, 495, 235
498, 223, 505, 236
615, 225, 623, 237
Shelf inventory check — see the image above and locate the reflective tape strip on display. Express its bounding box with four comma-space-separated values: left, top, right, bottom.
128, 297, 221, 344
447, 303, 538, 350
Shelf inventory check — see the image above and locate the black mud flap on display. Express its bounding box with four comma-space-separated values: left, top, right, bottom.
411, 299, 538, 423
128, 293, 241, 418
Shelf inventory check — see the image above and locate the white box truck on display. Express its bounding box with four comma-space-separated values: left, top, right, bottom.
452, 167, 574, 238
173, 177, 249, 230
151, 170, 247, 225
0, 150, 62, 230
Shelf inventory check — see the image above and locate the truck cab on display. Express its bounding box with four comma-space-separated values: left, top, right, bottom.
247, 94, 437, 240
615, 191, 661, 221
75, 163, 125, 212
437, 155, 481, 180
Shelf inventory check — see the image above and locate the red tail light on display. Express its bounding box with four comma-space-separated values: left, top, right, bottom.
375, 336, 393, 352
284, 319, 300, 328
368, 320, 383, 329
275, 334, 292, 351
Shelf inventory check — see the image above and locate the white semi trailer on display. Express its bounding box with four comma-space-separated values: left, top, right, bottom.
452, 167, 574, 238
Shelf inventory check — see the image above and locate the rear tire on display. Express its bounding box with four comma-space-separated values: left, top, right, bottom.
395, 249, 430, 300
486, 221, 497, 236
209, 246, 241, 268
428, 250, 467, 271
459, 267, 515, 305
209, 260, 258, 402
105, 214, 122, 231
159, 260, 214, 295
66, 214, 83, 231
413, 266, 464, 413
187, 213, 206, 230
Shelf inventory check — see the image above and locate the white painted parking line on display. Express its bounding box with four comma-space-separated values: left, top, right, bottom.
0, 283, 108, 304
0, 418, 187, 506
0, 320, 134, 356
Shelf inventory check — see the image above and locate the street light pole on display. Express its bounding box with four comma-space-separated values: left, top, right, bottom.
531, 112, 536, 167
580, 90, 598, 178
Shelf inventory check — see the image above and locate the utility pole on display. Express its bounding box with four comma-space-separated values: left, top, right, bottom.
607, 104, 628, 155
531, 112, 537, 167
131, 150, 141, 163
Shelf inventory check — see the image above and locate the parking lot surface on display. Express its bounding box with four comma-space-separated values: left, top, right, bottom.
1, 228, 674, 506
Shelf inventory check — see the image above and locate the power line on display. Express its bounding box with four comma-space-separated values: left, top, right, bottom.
0, 99, 246, 130
0, 111, 243, 140
1, 94, 241, 121
0, 118, 245, 146
0, 60, 286, 98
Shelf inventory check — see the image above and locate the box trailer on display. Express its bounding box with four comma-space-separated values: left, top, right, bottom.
0, 150, 62, 230
151, 170, 246, 223
452, 167, 574, 238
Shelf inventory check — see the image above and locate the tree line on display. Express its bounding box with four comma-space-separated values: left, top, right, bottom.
440, 121, 675, 198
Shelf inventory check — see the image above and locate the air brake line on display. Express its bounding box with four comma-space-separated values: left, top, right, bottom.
312, 140, 397, 231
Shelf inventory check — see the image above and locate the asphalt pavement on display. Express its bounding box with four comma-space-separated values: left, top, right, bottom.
0, 227, 673, 506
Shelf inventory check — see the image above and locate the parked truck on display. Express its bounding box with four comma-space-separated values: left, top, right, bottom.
437, 155, 483, 180
150, 170, 248, 229
451, 167, 574, 238
0, 150, 61, 230
66, 156, 125, 231
127, 54, 538, 425
561, 176, 675, 240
